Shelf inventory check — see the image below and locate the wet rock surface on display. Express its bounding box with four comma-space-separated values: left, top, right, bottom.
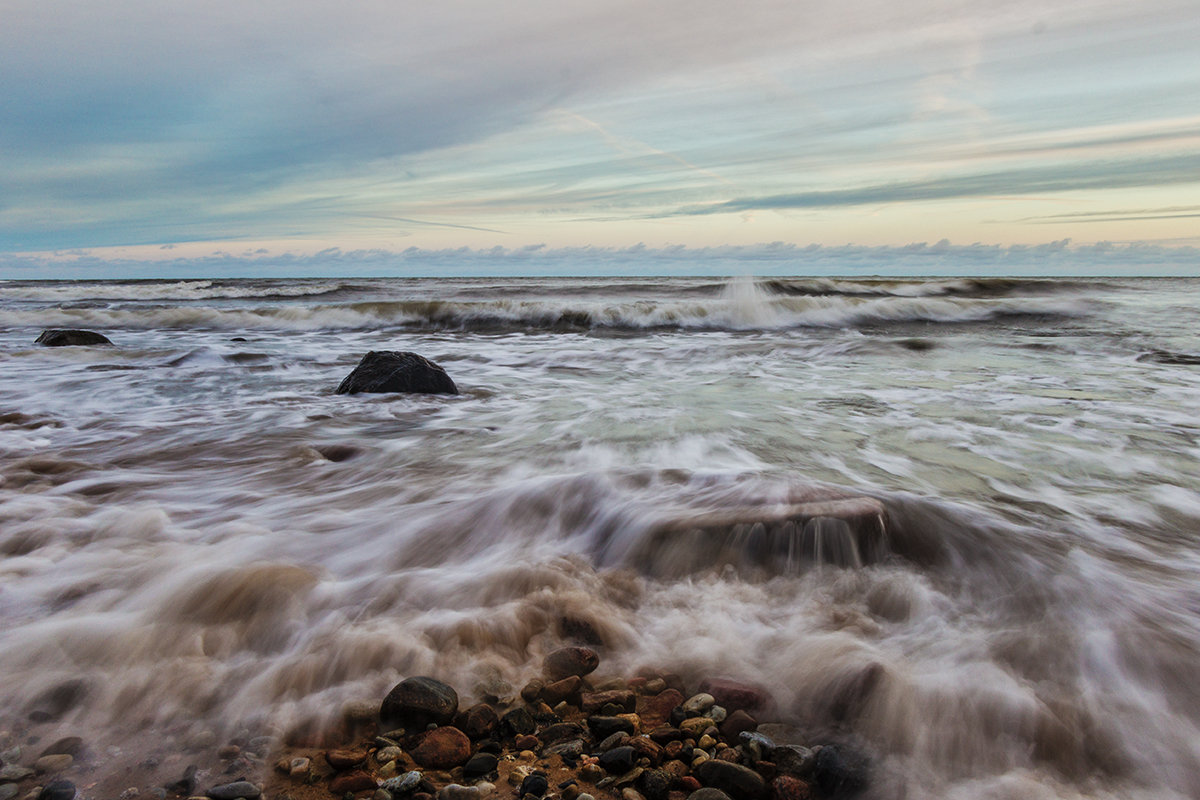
335, 351, 459, 395
35, 329, 113, 347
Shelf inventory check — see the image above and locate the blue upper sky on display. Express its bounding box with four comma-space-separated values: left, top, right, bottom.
2, 0, 1198, 275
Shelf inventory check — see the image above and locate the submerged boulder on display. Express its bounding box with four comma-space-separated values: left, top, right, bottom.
336, 351, 458, 395
35, 329, 112, 347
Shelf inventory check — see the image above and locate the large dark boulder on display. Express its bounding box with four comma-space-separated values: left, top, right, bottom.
336, 351, 458, 395
380, 676, 459, 731
35, 329, 112, 347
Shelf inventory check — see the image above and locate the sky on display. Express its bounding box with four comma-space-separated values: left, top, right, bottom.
1, 0, 1198, 276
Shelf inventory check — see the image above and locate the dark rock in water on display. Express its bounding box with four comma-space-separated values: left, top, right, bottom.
336, 351, 458, 395
699, 679, 770, 714
39, 737, 85, 758
164, 765, 197, 796
693, 760, 766, 800
1138, 349, 1200, 366
463, 752, 499, 778
598, 746, 636, 774
37, 781, 76, 800
687, 790, 732, 800
35, 329, 112, 347
544, 647, 600, 681
541, 676, 582, 705
812, 746, 867, 797
410, 726, 471, 769
380, 676, 459, 731
769, 746, 815, 779
205, 781, 261, 800
27, 680, 89, 722
501, 707, 536, 737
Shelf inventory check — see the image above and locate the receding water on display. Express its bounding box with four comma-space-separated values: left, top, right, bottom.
1, 275, 1199, 798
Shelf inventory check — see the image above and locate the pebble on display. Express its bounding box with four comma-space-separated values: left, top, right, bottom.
621, 790, 646, 800
204, 781, 262, 800
289, 757, 311, 778
380, 677, 460, 731
598, 747, 635, 775
708, 707, 727, 724
681, 694, 715, 717
118, 790, 138, 800
38, 739, 83, 759
596, 732, 630, 752
576, 795, 595, 800
462, 753, 498, 779
34, 755, 73, 775
380, 771, 423, 795
1, 748, 19, 765
331, 771, 380, 795
578, 765, 604, 784
437, 783, 494, 800
518, 772, 548, 799
542, 647, 599, 681
377, 747, 404, 764
0, 767, 34, 782
379, 761, 400, 779
697, 735, 717, 750
507, 767, 531, 787
327, 748, 370, 769
686, 791, 731, 800
500, 708, 536, 738
411, 727, 471, 769
643, 679, 666, 695
0, 786, 17, 800
36, 782, 76, 800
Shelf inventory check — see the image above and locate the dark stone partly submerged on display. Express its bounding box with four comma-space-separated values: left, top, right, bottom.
335, 351, 458, 395
35, 329, 113, 347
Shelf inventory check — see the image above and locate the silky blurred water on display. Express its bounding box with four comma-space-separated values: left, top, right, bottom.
1, 276, 1199, 799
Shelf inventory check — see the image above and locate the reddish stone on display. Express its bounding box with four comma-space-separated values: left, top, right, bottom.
719, 710, 758, 741
660, 760, 689, 780
628, 736, 664, 764
698, 679, 770, 714
651, 726, 682, 745
410, 726, 472, 769
663, 741, 685, 760
716, 746, 739, 762
514, 734, 541, 751
325, 748, 368, 769
628, 677, 648, 691
458, 703, 499, 740
771, 776, 812, 800
543, 647, 600, 681
755, 762, 777, 781
676, 777, 701, 792
541, 675, 582, 705
581, 689, 636, 714
329, 770, 377, 795
640, 689, 685, 728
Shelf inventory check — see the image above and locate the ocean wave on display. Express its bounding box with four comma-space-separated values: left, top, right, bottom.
0, 279, 354, 303
765, 276, 1100, 298
0, 292, 1092, 334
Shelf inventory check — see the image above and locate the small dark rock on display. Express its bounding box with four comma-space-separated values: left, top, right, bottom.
205, 781, 262, 800
698, 680, 769, 715
540, 722, 586, 745
501, 707, 536, 737
686, 790, 732, 800
514, 734, 540, 751
380, 676, 459, 731
462, 752, 498, 779
27, 680, 89, 722
719, 710, 758, 741
769, 776, 811, 800
638, 770, 671, 800
587, 716, 636, 739
768, 746, 815, 779
164, 765, 198, 796
641, 689, 685, 729
518, 771, 549, 799
544, 739, 585, 759
37, 781, 76, 800
39, 737, 85, 758
581, 690, 636, 714
543, 647, 600, 681
598, 746, 636, 774
336, 351, 458, 395
596, 732, 630, 752
35, 330, 113, 347
541, 676, 582, 705
325, 748, 368, 769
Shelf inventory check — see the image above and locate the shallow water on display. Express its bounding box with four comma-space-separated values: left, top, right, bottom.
1, 276, 1199, 798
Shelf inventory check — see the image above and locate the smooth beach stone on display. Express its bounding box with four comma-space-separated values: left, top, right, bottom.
517, 771, 548, 799
769, 776, 811, 800
687, 790, 732, 800
693, 760, 766, 800
738, 732, 775, 762
462, 753, 498, 778
380, 677, 459, 731
587, 716, 636, 739
539, 722, 586, 745
380, 771, 423, 795
34, 754, 73, 774
458, 703, 499, 740
204, 781, 261, 800
0, 765, 34, 782
0, 785, 18, 800
597, 746, 636, 775
581, 690, 636, 714
410, 726, 471, 769
500, 707, 536, 737
35, 330, 112, 347
37, 782, 76, 800
681, 694, 715, 717
330, 771, 378, 795
336, 351, 458, 395
697, 680, 769, 715
38, 739, 83, 759
543, 647, 599, 681
768, 746, 815, 779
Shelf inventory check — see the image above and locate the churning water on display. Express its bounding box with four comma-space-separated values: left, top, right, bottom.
1, 275, 1199, 799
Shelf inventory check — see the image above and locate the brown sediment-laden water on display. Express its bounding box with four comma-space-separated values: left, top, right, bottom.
1, 276, 1199, 799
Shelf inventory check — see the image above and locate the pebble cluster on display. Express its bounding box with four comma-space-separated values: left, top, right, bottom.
264, 648, 866, 800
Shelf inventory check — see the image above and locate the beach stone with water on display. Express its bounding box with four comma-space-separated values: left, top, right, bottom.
336, 351, 458, 395
693, 760, 766, 800
380, 677, 460, 731
410, 727, 471, 769
204, 781, 261, 800
35, 330, 112, 347
543, 647, 599, 681
36, 782, 76, 800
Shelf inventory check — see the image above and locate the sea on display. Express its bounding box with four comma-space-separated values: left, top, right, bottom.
1, 275, 1199, 799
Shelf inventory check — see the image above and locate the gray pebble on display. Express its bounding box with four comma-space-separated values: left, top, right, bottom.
0, 766, 34, 782
381, 772, 422, 795
205, 781, 261, 800
708, 706, 727, 724
0, 785, 18, 800
681, 694, 715, 716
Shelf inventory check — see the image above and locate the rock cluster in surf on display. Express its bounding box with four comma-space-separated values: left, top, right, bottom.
263, 647, 867, 800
